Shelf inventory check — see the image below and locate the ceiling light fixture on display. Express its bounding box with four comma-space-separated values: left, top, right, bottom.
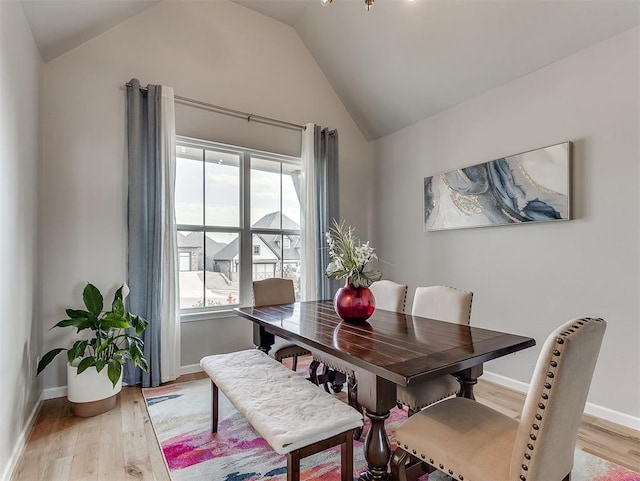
321, 0, 375, 11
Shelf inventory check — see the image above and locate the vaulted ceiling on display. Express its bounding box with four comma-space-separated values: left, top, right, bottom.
20, 0, 640, 140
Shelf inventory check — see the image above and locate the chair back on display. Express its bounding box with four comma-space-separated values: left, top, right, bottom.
411, 286, 473, 324
369, 280, 408, 312
510, 317, 606, 481
252, 278, 295, 306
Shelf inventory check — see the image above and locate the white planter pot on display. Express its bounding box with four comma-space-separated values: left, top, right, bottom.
67, 363, 123, 416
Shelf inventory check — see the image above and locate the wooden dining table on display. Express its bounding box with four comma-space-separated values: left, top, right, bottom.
234, 300, 536, 481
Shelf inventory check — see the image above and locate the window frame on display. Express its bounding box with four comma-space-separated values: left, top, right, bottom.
176, 136, 301, 320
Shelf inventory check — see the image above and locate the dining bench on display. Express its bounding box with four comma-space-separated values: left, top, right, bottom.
200, 349, 364, 481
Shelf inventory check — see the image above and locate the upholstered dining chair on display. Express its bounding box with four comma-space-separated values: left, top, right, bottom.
252, 278, 311, 371
391, 317, 607, 481
369, 279, 408, 313
396, 285, 473, 415
310, 279, 408, 440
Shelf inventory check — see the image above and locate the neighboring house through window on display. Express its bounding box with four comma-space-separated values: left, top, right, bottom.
175, 137, 301, 313
179, 252, 191, 272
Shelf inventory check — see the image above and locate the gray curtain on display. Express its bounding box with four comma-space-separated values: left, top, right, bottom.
125, 78, 162, 387
315, 126, 340, 300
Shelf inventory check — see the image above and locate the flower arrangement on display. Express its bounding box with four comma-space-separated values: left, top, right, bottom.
325, 219, 382, 288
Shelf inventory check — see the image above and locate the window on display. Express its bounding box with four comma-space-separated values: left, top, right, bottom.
175, 137, 301, 313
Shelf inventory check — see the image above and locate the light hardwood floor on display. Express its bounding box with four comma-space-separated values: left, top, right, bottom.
11, 372, 639, 481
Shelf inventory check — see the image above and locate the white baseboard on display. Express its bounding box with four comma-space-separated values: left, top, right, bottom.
35, 367, 206, 396
483, 370, 640, 431
42, 385, 67, 400
482, 370, 531, 393
1, 393, 44, 481
37, 367, 207, 398
583, 402, 640, 430
180, 363, 204, 376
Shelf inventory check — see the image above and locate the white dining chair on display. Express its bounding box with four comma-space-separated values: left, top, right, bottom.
391, 317, 607, 481
369, 280, 408, 313
397, 285, 473, 415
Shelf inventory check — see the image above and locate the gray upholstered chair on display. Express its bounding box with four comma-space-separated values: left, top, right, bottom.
396, 285, 473, 415
391, 317, 606, 481
252, 278, 310, 371
310, 279, 408, 440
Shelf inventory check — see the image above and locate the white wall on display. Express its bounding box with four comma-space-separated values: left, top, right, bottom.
0, 2, 43, 478
372, 28, 639, 420
40, 0, 372, 389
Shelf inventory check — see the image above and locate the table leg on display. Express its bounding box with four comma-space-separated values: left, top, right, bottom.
455, 364, 483, 400
253, 324, 274, 354
354, 371, 396, 480
358, 409, 391, 481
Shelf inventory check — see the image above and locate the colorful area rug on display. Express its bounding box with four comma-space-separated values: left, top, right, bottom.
143, 368, 639, 481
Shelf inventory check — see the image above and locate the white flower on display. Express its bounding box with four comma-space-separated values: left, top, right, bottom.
325, 220, 382, 288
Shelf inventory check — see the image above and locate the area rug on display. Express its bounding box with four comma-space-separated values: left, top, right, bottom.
143, 371, 639, 481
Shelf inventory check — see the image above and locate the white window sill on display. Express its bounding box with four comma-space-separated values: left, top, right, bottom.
180, 309, 239, 323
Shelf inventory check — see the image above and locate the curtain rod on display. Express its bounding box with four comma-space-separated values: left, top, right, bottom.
125, 82, 305, 132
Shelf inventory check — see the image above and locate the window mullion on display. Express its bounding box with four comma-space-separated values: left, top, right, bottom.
201, 149, 206, 308
240, 152, 253, 306
279, 162, 283, 278
280, 161, 283, 229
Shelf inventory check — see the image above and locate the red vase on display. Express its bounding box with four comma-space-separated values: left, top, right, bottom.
333, 280, 376, 323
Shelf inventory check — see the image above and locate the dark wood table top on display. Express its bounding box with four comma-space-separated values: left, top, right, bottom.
234, 300, 536, 387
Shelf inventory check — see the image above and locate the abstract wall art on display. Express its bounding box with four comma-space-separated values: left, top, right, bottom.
424, 142, 572, 231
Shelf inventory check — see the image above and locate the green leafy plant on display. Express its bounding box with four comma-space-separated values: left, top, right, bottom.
37, 283, 149, 387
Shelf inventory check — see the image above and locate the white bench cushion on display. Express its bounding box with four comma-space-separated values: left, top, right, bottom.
200, 349, 363, 455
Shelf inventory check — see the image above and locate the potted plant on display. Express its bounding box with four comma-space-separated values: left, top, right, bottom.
37, 282, 149, 417
325, 219, 382, 322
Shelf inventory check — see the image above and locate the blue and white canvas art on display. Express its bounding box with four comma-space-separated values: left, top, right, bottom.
424, 142, 571, 231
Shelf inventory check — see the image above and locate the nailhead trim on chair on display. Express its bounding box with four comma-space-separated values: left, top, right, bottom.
275, 346, 312, 361
396, 390, 457, 411
401, 286, 407, 313
311, 355, 355, 377
397, 448, 466, 481
517, 317, 604, 481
